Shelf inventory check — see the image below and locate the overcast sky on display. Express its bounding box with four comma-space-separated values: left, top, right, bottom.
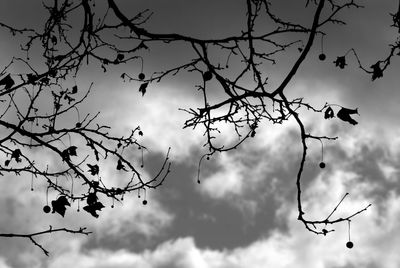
1, 1, 400, 268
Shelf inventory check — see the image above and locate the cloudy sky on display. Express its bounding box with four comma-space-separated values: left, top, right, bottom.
1, 0, 400, 268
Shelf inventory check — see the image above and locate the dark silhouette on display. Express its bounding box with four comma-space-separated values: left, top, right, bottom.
1, 0, 399, 255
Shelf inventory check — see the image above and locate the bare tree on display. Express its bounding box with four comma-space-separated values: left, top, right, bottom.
1, 0, 399, 255
0, 0, 172, 255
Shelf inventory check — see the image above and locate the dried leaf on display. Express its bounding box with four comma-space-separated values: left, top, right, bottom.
324, 107, 335, 119
61, 149, 70, 162
87, 164, 99, 176
67, 146, 77, 156
11, 149, 22, 162
0, 74, 15, 89
337, 107, 359, 125
139, 82, 149, 96
116, 159, 127, 171
86, 192, 98, 205
51, 196, 70, 217
333, 56, 347, 69
83, 202, 104, 218
370, 62, 383, 81
71, 85, 78, 94
27, 73, 37, 84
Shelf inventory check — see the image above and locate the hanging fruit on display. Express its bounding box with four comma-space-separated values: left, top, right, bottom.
203, 71, 213, 81
346, 241, 354, 248
43, 205, 51, 213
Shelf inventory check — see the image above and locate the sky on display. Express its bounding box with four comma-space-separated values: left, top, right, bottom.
0, 0, 400, 268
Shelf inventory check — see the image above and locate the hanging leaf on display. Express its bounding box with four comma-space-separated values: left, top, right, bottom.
333, 56, 347, 69
86, 192, 98, 205
322, 229, 328, 236
11, 149, 22, 162
139, 82, 149, 96
370, 62, 383, 81
61, 146, 77, 161
0, 74, 15, 89
51, 195, 71, 217
61, 149, 70, 162
87, 164, 99, 175
324, 107, 335, 119
116, 159, 127, 171
27, 73, 37, 84
71, 85, 78, 94
337, 107, 359, 125
67, 146, 77, 156
83, 202, 104, 218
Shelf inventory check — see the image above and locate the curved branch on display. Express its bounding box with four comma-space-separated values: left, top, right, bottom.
0, 226, 91, 256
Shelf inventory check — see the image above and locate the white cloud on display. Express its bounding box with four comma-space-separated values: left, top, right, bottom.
43, 189, 400, 268
0, 257, 11, 268
378, 161, 398, 183
197, 119, 301, 199
199, 153, 246, 199
41, 153, 400, 268
0, 159, 174, 267
194, 79, 358, 202
97, 83, 206, 162
92, 195, 174, 239
2, 49, 400, 268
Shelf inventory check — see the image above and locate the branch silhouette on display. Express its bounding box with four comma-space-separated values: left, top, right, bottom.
0, 227, 91, 256
1, 0, 398, 254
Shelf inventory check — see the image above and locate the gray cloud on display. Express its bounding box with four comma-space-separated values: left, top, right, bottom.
1, 0, 400, 267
